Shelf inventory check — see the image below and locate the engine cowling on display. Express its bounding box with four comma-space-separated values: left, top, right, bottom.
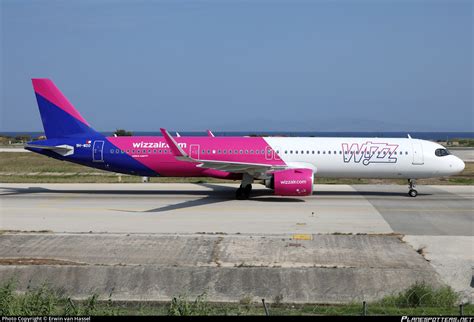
267, 168, 314, 196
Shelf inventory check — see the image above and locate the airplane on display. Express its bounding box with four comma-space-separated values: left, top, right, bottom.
25, 79, 466, 199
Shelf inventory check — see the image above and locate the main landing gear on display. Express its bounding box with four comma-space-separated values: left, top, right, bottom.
408, 179, 418, 197
236, 174, 253, 200
236, 184, 252, 200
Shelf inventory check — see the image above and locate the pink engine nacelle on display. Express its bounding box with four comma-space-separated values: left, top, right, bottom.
268, 168, 314, 196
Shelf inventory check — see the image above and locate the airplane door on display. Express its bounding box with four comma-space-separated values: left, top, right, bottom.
93, 140, 104, 162
265, 146, 273, 160
190, 144, 200, 159
411, 140, 424, 165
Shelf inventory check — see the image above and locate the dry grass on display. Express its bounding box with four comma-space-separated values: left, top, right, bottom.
0, 152, 472, 185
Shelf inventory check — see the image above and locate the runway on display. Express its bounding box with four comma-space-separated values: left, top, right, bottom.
0, 183, 472, 235
0, 183, 472, 302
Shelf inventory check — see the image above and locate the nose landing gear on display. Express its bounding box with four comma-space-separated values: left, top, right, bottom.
408, 179, 418, 197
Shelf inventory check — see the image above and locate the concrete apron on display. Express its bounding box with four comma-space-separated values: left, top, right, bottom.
0, 233, 443, 304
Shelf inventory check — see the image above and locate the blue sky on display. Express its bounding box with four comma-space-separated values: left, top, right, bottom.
1, 0, 472, 132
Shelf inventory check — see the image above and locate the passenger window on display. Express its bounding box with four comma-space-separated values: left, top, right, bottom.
285, 151, 288, 154
290, 150, 293, 154
159, 150, 162, 153
240, 150, 243, 154
245, 150, 248, 154
153, 150, 157, 153
110, 149, 114, 153
132, 150, 135, 153
323, 151, 326, 154
405, 151, 408, 155
318, 151, 320, 154
148, 150, 151, 154
255, 150, 259, 154
295, 151, 298, 154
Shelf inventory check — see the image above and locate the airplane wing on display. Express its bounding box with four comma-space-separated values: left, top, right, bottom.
160, 128, 285, 174
195, 159, 285, 174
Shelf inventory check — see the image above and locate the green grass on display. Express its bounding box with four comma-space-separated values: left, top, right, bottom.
0, 280, 471, 316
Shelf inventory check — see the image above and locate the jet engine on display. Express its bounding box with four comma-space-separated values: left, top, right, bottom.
265, 168, 314, 196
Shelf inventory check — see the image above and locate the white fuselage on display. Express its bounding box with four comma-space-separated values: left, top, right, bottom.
265, 137, 465, 179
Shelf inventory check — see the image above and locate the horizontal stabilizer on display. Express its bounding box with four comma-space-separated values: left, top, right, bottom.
24, 143, 74, 157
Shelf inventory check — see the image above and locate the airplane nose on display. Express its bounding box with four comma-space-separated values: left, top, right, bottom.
452, 157, 465, 174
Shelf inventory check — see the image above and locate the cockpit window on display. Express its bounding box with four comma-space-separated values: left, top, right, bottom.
435, 148, 450, 157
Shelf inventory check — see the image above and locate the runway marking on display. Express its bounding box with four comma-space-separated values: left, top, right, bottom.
292, 234, 313, 240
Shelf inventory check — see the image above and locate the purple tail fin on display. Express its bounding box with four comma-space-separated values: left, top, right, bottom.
32, 79, 99, 138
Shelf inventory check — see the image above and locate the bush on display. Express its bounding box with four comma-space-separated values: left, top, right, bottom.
380, 282, 458, 308
168, 293, 212, 316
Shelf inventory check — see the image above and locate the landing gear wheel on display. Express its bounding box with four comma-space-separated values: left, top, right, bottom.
236, 187, 244, 200
244, 184, 252, 194
408, 189, 418, 197
236, 184, 252, 200
408, 179, 418, 197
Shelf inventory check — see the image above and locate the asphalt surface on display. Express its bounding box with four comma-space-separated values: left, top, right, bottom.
0, 183, 471, 235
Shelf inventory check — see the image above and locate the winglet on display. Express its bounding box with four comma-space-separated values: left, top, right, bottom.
206, 130, 215, 137
160, 128, 189, 158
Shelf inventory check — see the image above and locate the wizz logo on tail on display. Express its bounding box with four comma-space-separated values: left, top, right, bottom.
342, 142, 399, 166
